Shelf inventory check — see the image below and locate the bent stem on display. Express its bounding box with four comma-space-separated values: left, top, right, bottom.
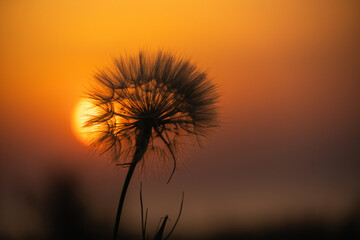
113, 162, 137, 240
113, 126, 152, 240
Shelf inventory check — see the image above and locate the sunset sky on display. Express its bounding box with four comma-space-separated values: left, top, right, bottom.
1, 0, 359, 239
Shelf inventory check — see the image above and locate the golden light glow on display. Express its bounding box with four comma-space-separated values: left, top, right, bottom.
72, 98, 99, 145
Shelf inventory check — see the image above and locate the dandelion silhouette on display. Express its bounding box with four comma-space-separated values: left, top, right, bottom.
85, 51, 218, 240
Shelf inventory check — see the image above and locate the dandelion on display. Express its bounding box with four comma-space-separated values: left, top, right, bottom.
85, 51, 218, 239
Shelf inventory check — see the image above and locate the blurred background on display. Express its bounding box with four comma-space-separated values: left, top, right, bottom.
0, 0, 359, 239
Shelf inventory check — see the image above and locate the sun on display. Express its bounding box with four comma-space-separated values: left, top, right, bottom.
72, 98, 99, 145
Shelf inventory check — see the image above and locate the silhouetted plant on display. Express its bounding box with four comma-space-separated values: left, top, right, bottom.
140, 183, 184, 240
85, 51, 218, 240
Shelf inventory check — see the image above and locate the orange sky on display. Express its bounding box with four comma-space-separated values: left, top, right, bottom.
1, 0, 360, 238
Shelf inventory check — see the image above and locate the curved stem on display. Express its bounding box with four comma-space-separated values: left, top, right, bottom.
164, 192, 184, 240
113, 125, 152, 240
113, 162, 137, 240
153, 124, 176, 184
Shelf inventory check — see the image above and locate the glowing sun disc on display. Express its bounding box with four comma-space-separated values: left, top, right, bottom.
72, 98, 98, 145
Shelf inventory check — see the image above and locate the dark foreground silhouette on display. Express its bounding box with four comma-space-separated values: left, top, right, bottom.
1, 173, 359, 240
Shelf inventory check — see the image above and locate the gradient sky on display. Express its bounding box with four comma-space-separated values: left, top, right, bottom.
1, 0, 360, 238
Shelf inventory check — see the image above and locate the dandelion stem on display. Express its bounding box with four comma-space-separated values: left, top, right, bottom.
113, 126, 152, 240
113, 162, 137, 240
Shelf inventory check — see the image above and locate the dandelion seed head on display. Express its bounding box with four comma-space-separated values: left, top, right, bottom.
85, 51, 218, 170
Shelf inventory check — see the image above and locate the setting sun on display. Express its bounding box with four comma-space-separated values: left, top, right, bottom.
72, 98, 99, 145
1, 0, 359, 239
